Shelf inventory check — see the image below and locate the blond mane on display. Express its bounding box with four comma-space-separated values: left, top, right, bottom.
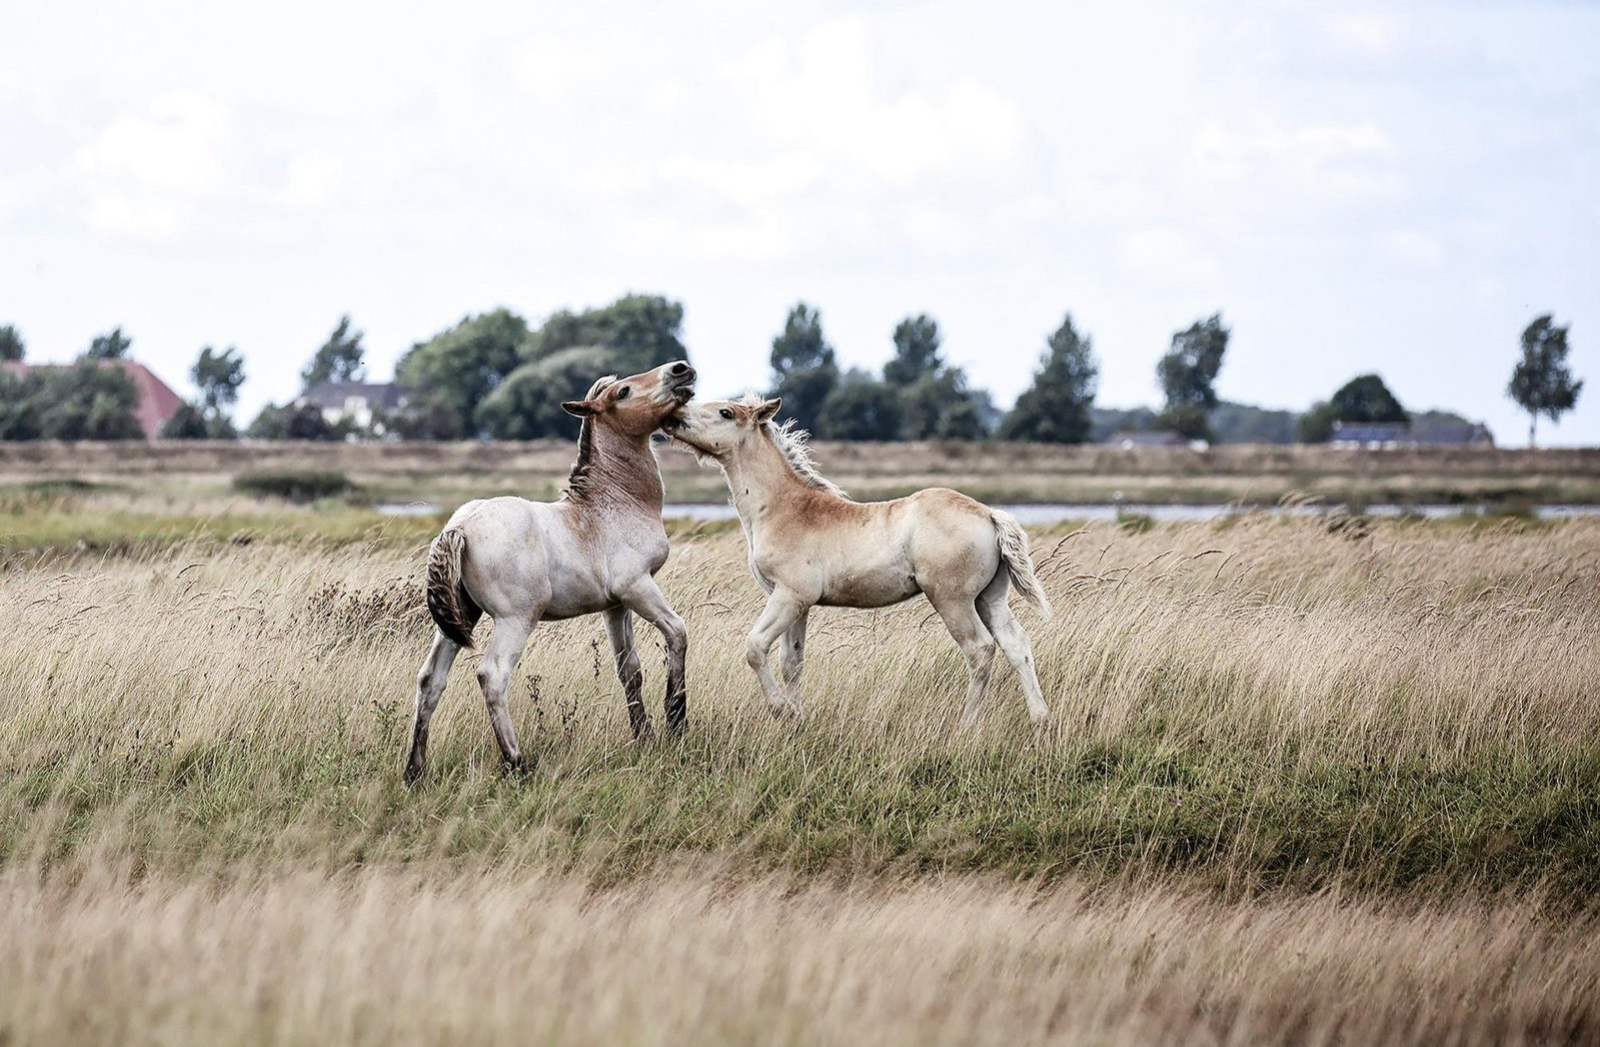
738, 392, 849, 499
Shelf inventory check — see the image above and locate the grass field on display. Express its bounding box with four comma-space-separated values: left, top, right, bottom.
2, 476, 1599, 1044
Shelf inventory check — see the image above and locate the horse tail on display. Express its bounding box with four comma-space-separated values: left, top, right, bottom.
426, 527, 480, 648
991, 510, 1053, 622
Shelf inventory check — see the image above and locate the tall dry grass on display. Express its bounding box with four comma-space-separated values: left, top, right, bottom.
2, 512, 1598, 1043
2, 863, 1595, 1047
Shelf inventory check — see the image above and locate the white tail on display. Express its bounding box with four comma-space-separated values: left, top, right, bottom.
992, 510, 1053, 621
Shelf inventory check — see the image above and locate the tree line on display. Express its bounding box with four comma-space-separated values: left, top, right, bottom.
0, 300, 1583, 445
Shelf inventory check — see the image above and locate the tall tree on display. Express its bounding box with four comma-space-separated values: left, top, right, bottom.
40, 360, 143, 439
998, 314, 1099, 443
301, 315, 366, 388
817, 370, 903, 440
769, 302, 839, 435
1155, 313, 1229, 440
523, 294, 687, 375
884, 314, 943, 387
395, 309, 530, 439
1299, 373, 1408, 442
0, 324, 23, 361
900, 369, 989, 439
192, 346, 246, 416
476, 346, 614, 441
1509, 315, 1583, 446
85, 327, 132, 360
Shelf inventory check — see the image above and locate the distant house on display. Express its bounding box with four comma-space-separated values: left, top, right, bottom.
2, 359, 183, 439
1410, 420, 1495, 448
298, 381, 407, 430
1105, 430, 1189, 450
1330, 420, 1494, 450
1330, 422, 1409, 449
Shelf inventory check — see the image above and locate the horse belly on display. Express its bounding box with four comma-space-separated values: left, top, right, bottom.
818, 562, 920, 608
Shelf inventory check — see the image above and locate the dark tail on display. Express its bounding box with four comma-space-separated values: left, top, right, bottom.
426, 528, 480, 648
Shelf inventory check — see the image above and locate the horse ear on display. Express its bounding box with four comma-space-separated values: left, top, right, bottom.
562, 400, 597, 418
755, 398, 782, 423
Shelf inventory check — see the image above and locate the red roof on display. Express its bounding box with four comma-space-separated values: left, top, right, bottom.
2, 359, 184, 439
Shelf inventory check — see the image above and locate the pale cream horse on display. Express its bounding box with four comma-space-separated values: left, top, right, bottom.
405, 360, 697, 783
668, 395, 1052, 726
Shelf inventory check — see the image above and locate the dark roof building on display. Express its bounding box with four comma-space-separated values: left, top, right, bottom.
1331, 420, 1494, 449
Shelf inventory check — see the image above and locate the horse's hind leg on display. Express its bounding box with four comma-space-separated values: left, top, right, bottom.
406, 631, 461, 784
477, 616, 536, 772
927, 593, 997, 728
977, 571, 1050, 724
603, 606, 653, 741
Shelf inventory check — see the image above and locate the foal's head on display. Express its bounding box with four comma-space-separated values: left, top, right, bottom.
667, 394, 782, 461
561, 360, 697, 439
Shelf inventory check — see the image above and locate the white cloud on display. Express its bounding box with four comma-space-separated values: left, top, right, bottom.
1118, 227, 1221, 285
1323, 12, 1405, 56
77, 91, 229, 194
1191, 120, 1402, 199
74, 91, 231, 237
727, 17, 1024, 183
512, 37, 611, 101
1382, 229, 1444, 267
280, 155, 343, 208
659, 152, 823, 208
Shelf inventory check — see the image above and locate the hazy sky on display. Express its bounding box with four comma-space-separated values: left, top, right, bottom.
4, 1, 1597, 443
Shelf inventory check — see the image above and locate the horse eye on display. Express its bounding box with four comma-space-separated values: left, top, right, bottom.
616, 386, 630, 400
719, 408, 734, 420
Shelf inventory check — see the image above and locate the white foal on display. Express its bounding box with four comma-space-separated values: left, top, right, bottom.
668, 394, 1053, 727
405, 360, 696, 783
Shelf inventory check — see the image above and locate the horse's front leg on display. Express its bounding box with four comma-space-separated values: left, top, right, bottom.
746, 590, 808, 720
779, 609, 810, 715
619, 577, 689, 732
603, 605, 653, 741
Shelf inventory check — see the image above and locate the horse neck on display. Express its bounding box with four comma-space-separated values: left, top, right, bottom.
723, 429, 822, 526
567, 421, 665, 516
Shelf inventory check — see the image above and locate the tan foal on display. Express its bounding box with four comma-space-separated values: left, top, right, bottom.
668, 395, 1052, 726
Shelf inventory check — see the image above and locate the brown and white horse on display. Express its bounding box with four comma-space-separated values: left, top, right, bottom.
668, 394, 1052, 727
405, 360, 696, 782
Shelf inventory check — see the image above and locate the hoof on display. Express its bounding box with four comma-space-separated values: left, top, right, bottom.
501, 754, 528, 777
403, 765, 424, 786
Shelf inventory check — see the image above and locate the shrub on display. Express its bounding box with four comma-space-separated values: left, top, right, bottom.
232, 470, 356, 503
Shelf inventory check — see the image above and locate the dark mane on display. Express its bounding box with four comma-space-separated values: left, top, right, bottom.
562, 416, 597, 502
560, 375, 618, 504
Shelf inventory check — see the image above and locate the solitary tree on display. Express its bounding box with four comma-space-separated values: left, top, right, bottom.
884, 314, 943, 387
192, 346, 246, 416
0, 325, 23, 361
301, 315, 366, 388
1155, 313, 1229, 440
85, 327, 132, 360
998, 313, 1099, 443
769, 302, 839, 435
1509, 315, 1582, 446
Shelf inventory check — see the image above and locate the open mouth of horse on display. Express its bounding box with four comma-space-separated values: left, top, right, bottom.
659, 375, 696, 432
